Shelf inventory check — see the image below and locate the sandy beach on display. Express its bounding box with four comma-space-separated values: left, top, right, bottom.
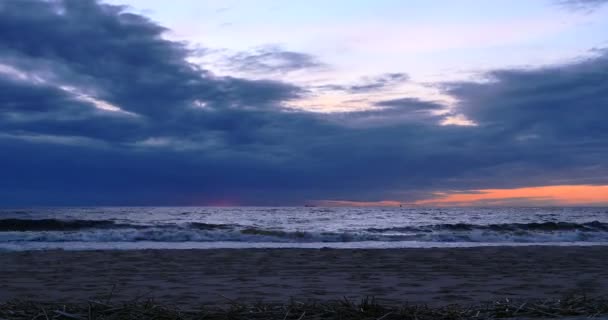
1, 246, 607, 306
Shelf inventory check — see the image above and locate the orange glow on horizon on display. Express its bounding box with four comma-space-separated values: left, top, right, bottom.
413, 185, 608, 206
313, 185, 608, 207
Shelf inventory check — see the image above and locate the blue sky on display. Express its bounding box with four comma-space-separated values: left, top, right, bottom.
110, 0, 608, 80
105, 0, 608, 115
0, 0, 607, 206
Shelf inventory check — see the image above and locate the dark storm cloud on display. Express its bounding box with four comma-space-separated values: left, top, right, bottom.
440, 50, 608, 188
0, 0, 301, 121
0, 0, 607, 205
0, 71, 144, 143
445, 53, 608, 141
224, 46, 325, 74
556, 0, 608, 11
319, 73, 409, 93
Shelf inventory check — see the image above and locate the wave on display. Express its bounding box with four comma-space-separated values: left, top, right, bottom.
2, 227, 608, 244
367, 221, 608, 233
0, 227, 318, 243
0, 219, 238, 232
189, 222, 236, 230
2, 220, 608, 244
0, 218, 122, 231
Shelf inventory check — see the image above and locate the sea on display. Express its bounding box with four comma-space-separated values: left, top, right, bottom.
1, 207, 608, 251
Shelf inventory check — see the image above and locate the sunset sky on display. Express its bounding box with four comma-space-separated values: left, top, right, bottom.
1, 0, 607, 206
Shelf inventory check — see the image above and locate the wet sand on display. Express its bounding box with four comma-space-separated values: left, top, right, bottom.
1, 246, 607, 306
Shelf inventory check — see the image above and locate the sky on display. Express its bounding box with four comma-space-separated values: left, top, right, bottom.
0, 0, 607, 206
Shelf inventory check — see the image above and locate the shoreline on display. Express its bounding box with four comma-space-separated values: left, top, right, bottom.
1, 246, 607, 306
3, 241, 608, 251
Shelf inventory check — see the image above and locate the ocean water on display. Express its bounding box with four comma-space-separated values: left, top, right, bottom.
1, 207, 608, 250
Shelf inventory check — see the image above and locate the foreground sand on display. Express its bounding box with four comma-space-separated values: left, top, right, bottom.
1, 246, 607, 306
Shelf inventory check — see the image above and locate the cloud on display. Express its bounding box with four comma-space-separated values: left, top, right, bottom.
555, 0, 608, 11
375, 97, 444, 112
319, 73, 409, 93
0, 0, 607, 205
323, 97, 445, 127
0, 69, 141, 143
0, 0, 302, 141
0, 0, 302, 113
223, 46, 325, 74
434, 50, 608, 192
445, 52, 608, 143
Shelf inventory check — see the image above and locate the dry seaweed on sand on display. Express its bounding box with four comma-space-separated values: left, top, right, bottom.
1, 295, 608, 320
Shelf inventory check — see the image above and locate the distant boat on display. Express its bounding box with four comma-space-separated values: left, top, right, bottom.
304, 204, 316, 207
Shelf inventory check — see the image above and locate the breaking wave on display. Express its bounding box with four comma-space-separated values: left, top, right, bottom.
2, 220, 608, 243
